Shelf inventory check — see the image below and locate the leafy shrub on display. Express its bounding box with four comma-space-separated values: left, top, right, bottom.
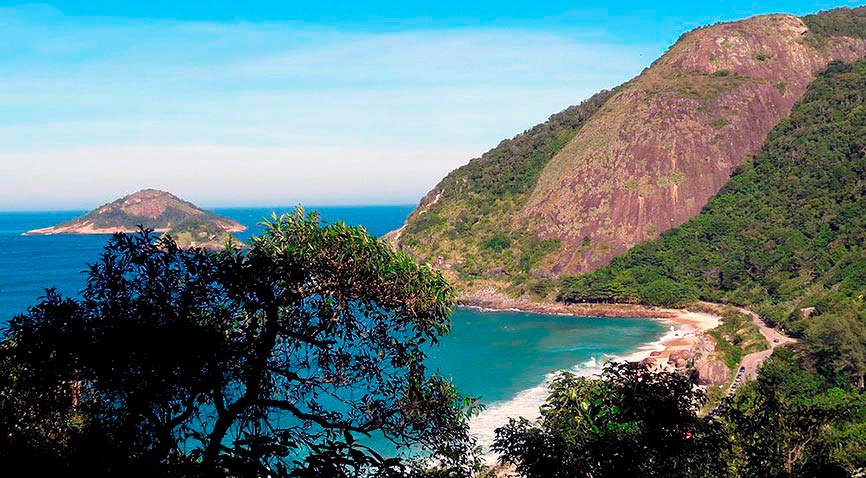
484, 235, 511, 252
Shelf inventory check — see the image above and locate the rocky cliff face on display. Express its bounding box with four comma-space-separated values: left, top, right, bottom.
393, 9, 866, 293
522, 14, 866, 274
690, 335, 731, 386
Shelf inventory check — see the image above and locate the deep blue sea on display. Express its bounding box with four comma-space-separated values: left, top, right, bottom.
0, 206, 665, 452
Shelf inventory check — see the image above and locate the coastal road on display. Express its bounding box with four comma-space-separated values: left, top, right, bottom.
720, 305, 796, 395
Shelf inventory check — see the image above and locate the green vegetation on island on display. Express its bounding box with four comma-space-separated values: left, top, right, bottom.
1, 211, 479, 477
25, 189, 245, 250
165, 217, 243, 250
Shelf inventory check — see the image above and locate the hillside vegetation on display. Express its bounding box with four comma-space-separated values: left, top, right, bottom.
24, 189, 245, 249
394, 8, 866, 297
64, 189, 242, 232
551, 56, 866, 476
561, 59, 866, 386
165, 218, 242, 250
803, 6, 866, 40
395, 89, 615, 292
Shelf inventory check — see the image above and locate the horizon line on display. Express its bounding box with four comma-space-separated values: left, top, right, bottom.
0, 203, 419, 214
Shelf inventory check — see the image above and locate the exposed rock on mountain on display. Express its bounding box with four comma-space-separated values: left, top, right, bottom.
522, 13, 866, 274
391, 8, 866, 295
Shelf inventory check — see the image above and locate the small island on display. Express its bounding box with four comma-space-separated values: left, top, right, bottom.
24, 189, 246, 249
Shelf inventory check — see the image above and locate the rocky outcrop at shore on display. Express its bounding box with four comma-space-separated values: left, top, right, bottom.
459, 288, 679, 319
691, 335, 731, 386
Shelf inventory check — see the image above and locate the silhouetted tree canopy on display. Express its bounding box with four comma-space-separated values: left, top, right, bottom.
0, 209, 480, 477
492, 362, 730, 478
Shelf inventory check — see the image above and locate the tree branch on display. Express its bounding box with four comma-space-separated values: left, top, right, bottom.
259, 399, 371, 436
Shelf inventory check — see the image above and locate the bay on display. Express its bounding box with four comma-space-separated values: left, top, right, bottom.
0, 206, 665, 454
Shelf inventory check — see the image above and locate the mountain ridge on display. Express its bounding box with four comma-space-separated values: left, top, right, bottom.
522, 13, 866, 274
391, 7, 866, 298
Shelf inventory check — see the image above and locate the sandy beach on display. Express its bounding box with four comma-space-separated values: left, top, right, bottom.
460, 288, 721, 368
626, 311, 720, 371
460, 289, 722, 458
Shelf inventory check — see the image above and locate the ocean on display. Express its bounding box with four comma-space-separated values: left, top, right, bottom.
0, 206, 666, 454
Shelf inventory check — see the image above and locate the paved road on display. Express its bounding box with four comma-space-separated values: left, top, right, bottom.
716, 305, 796, 396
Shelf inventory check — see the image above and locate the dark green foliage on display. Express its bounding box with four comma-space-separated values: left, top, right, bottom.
493, 362, 731, 478
0, 210, 480, 477
561, 266, 700, 307
484, 235, 511, 252
804, 301, 866, 387
560, 60, 866, 351
726, 349, 866, 477
803, 6, 866, 42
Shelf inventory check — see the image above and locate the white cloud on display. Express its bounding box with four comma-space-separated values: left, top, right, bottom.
0, 7, 657, 209
0, 144, 476, 209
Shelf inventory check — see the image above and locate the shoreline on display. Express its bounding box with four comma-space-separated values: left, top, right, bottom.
459, 288, 720, 339
23, 224, 247, 236
460, 289, 721, 459
458, 294, 720, 372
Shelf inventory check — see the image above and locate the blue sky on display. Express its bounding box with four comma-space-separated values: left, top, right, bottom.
1, 1, 863, 210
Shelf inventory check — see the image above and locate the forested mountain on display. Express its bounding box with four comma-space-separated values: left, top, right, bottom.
562, 57, 866, 385
551, 57, 866, 475
393, 12, 866, 472
392, 7, 866, 298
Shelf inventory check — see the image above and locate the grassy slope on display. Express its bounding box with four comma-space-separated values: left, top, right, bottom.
397, 89, 616, 296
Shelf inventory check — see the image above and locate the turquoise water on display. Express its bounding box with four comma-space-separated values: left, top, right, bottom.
428, 308, 663, 406
0, 206, 414, 320
0, 206, 665, 452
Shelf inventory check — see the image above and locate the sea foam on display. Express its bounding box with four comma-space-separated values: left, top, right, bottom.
469, 317, 677, 460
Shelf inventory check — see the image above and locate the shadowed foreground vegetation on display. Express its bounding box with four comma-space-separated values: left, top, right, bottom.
0, 211, 481, 478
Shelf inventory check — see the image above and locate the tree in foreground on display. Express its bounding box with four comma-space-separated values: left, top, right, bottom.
725, 348, 866, 478
492, 362, 731, 478
0, 209, 480, 477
